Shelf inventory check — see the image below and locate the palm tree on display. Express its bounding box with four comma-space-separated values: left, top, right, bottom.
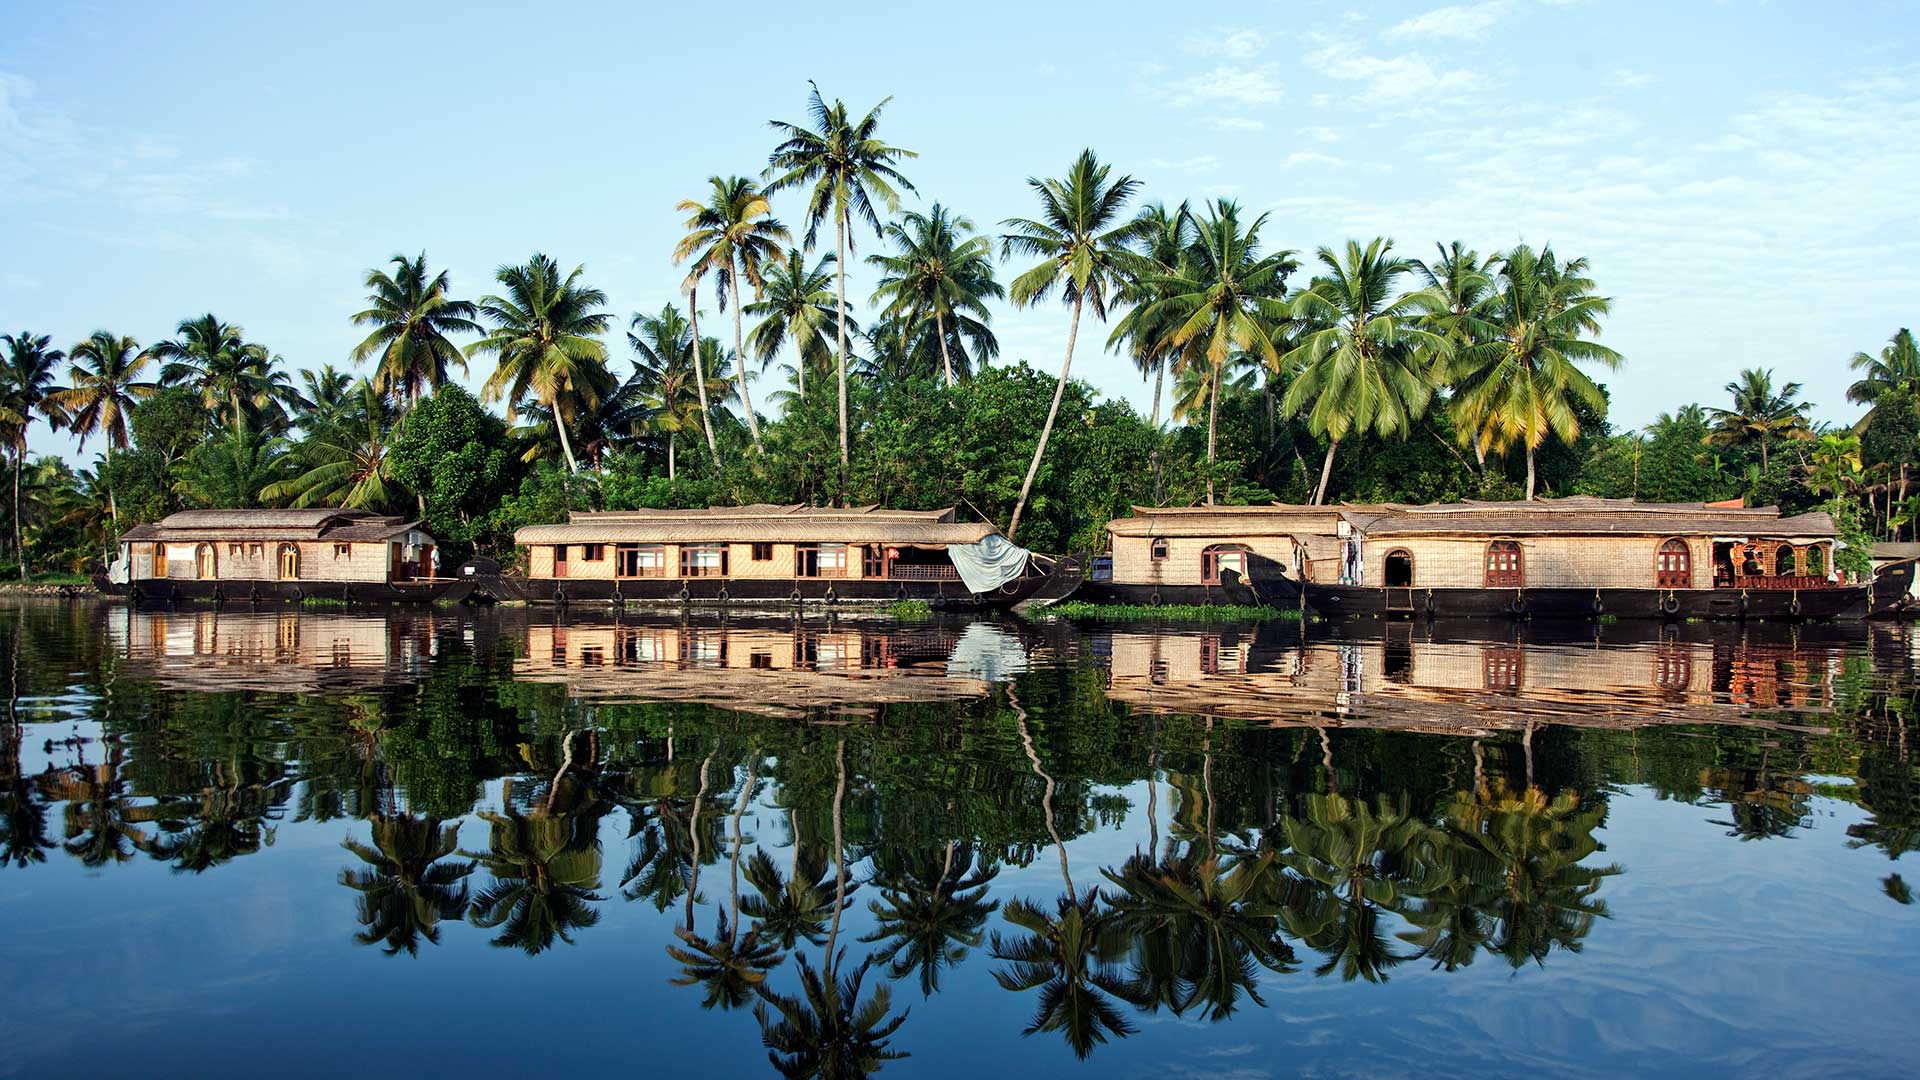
262, 380, 402, 511
869, 204, 1003, 388
742, 842, 857, 950
339, 812, 475, 956
674, 177, 792, 451
463, 795, 606, 955
1414, 242, 1498, 469
1279, 239, 1451, 504
1449, 245, 1623, 498
149, 315, 279, 430
1848, 328, 1920, 426
1438, 785, 1619, 969
630, 305, 721, 481
171, 421, 291, 509
999, 149, 1146, 539
51, 331, 154, 524
0, 332, 69, 575
1707, 367, 1813, 473
670, 912, 786, 1010
1108, 201, 1196, 430
1132, 200, 1294, 503
469, 254, 613, 474
349, 252, 479, 410
1104, 846, 1295, 1020
767, 82, 918, 484
746, 249, 844, 401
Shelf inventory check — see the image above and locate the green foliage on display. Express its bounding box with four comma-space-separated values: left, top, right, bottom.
1822, 497, 1874, 578
388, 385, 521, 559
129, 386, 212, 463
884, 599, 932, 619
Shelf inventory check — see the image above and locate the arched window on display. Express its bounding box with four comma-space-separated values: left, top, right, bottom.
278, 544, 300, 581
1655, 538, 1692, 588
1384, 549, 1414, 588
1484, 540, 1523, 588
1201, 544, 1249, 584
195, 543, 217, 580
1149, 538, 1169, 561
1775, 546, 1797, 576
1806, 545, 1826, 577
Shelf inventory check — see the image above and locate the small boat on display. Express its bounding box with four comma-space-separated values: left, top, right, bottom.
482, 504, 1063, 609
1868, 543, 1920, 619
94, 509, 471, 605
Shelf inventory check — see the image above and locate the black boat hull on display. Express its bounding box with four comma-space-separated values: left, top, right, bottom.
1870, 558, 1918, 619
1076, 572, 1304, 609
1302, 582, 1870, 621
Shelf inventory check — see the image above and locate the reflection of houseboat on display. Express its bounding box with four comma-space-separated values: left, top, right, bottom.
1305, 498, 1866, 620
1087, 505, 1346, 606
1100, 623, 1842, 735
107, 607, 444, 692
512, 618, 1022, 715
98, 509, 467, 603
498, 505, 1053, 608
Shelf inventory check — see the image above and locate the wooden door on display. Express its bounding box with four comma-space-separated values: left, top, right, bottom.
553, 545, 569, 578
1484, 541, 1523, 588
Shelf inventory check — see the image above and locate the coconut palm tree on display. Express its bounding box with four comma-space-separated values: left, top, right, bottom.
51, 331, 154, 524
339, 812, 475, 956
1279, 239, 1452, 504
0, 332, 69, 574
999, 149, 1147, 539
1131, 200, 1294, 504
674, 176, 792, 452
742, 842, 858, 950
767, 82, 918, 483
463, 792, 607, 955
1847, 328, 1920, 427
262, 380, 402, 511
149, 315, 281, 431
171, 421, 291, 509
1104, 845, 1295, 1021
1437, 784, 1619, 969
349, 252, 479, 410
1108, 201, 1196, 430
630, 305, 721, 481
670, 911, 787, 1010
868, 204, 1003, 388
1449, 245, 1623, 498
1707, 367, 1813, 473
469, 254, 613, 474
746, 249, 844, 401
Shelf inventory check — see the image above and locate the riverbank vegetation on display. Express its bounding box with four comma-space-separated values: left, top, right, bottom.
2, 86, 1914, 576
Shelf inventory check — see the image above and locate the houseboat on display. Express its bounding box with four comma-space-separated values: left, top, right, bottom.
496, 504, 1055, 607
1869, 542, 1919, 618
97, 509, 466, 604
1301, 497, 1869, 621
1088, 504, 1352, 607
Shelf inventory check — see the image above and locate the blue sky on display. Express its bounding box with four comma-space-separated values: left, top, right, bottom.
3, 0, 1916, 462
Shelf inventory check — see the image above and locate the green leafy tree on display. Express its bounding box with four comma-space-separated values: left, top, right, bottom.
999, 149, 1146, 539
1707, 367, 1812, 473
767, 82, 918, 484
263, 380, 403, 511
172, 422, 291, 509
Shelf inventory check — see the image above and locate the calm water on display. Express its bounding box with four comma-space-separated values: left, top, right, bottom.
2, 602, 1917, 1078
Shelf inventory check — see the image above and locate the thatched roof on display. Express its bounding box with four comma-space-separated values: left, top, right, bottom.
1344, 497, 1836, 539
1872, 542, 1920, 561
120, 508, 425, 544
515, 505, 991, 546
1107, 504, 1361, 538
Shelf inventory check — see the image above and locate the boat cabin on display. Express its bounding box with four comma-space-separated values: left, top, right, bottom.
1104, 504, 1352, 597
512, 505, 1011, 592
1327, 498, 1844, 591
112, 509, 441, 586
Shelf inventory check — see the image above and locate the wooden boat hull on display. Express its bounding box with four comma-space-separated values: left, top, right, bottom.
469, 570, 1057, 609
1870, 558, 1918, 619
93, 575, 474, 605
1302, 582, 1871, 621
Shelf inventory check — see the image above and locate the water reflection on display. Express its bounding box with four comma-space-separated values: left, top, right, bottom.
0, 602, 1916, 1075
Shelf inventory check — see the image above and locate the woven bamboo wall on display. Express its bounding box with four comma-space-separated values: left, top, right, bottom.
1111, 534, 1296, 586
1363, 535, 1713, 589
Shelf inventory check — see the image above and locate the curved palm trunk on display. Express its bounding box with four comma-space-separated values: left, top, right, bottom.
1008, 295, 1083, 541
547, 393, 582, 475
935, 309, 955, 388
728, 755, 758, 939
834, 214, 851, 499
793, 336, 805, 399
686, 750, 715, 934
1525, 446, 1537, 501
728, 256, 764, 452
1311, 439, 1340, 506
667, 433, 676, 481
1206, 357, 1222, 505
687, 290, 719, 463
1150, 358, 1164, 429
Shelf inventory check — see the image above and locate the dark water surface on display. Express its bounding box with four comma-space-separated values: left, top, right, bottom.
2, 602, 1917, 1078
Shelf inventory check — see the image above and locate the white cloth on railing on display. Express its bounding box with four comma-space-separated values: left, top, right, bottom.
947, 534, 1032, 593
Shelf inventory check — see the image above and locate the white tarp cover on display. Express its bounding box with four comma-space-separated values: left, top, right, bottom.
948, 534, 1031, 594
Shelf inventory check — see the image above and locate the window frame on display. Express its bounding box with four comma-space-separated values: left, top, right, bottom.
1200, 543, 1250, 585
1149, 538, 1170, 561
1484, 539, 1524, 588
1655, 538, 1692, 589
751, 542, 774, 562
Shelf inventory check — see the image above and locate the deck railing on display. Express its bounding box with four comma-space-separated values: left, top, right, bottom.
887, 564, 961, 581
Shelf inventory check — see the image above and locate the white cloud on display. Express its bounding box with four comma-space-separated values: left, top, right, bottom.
1305, 41, 1485, 105
1206, 117, 1267, 132
1145, 154, 1221, 174
1384, 1, 1512, 42
1184, 29, 1269, 60
1300, 125, 1342, 143
1606, 68, 1655, 88
1284, 151, 1346, 168
1162, 65, 1284, 108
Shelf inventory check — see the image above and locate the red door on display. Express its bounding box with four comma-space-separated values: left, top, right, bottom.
1484, 541, 1523, 588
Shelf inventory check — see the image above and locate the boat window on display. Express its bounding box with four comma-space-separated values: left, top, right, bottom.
1807, 546, 1826, 576
751, 542, 774, 561
581, 544, 605, 561
797, 543, 846, 578
1150, 538, 1169, 561
1656, 538, 1692, 588
680, 544, 728, 577
1484, 540, 1524, 588
334, 543, 352, 558
249, 543, 263, 558
616, 544, 665, 577
1775, 546, 1797, 575
1384, 549, 1414, 588
1201, 544, 1249, 585
195, 543, 216, 579
278, 544, 299, 581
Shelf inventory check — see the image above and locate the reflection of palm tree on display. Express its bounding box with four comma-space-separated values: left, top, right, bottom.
861, 842, 1000, 997
743, 842, 854, 949
463, 779, 605, 955
1105, 846, 1294, 1020
339, 812, 475, 956
756, 950, 909, 1079
618, 754, 726, 913
669, 912, 785, 1009
1438, 785, 1619, 969
1274, 793, 1432, 982
166, 772, 279, 874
